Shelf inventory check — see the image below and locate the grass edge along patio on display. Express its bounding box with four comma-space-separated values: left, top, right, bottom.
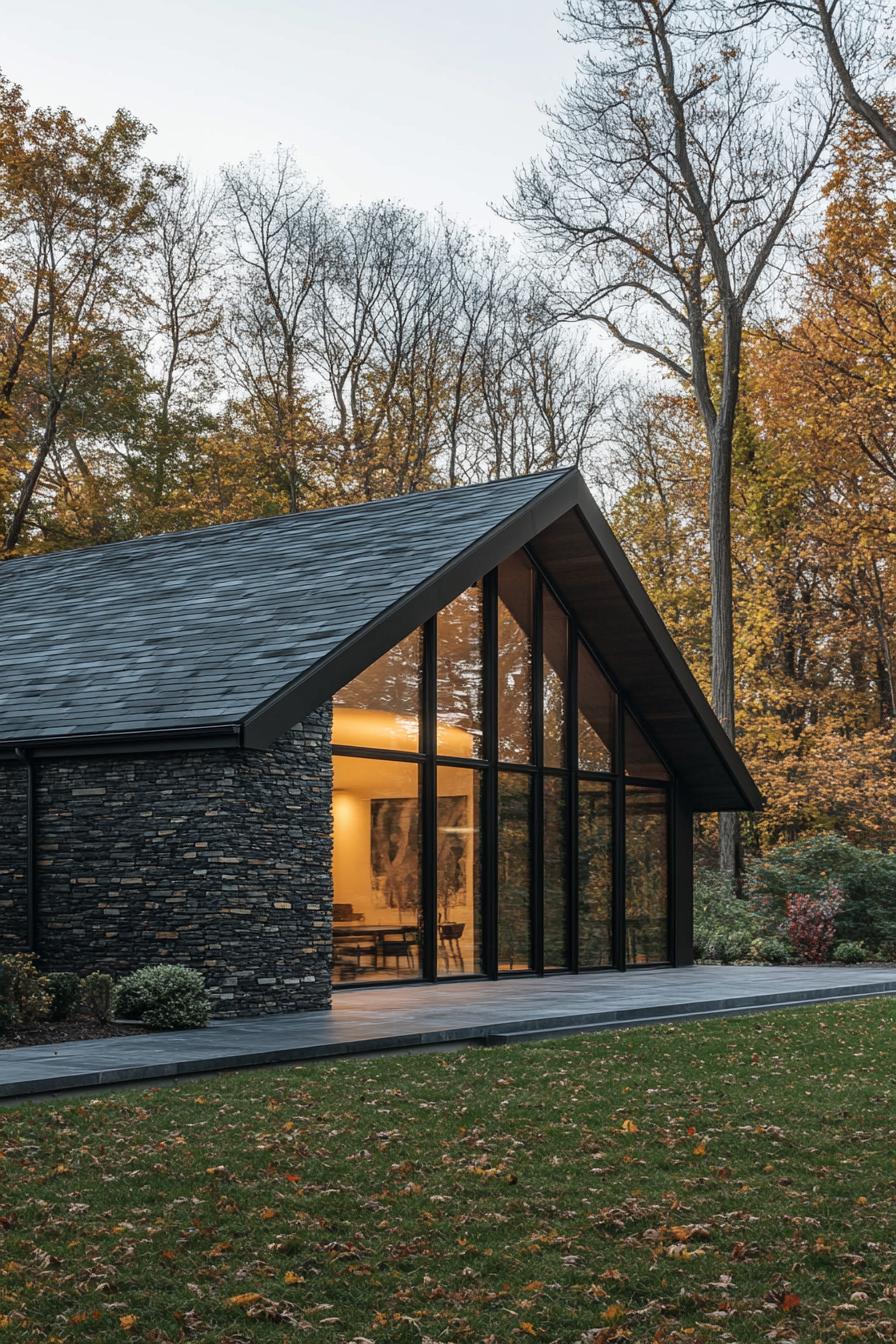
0, 468, 761, 1016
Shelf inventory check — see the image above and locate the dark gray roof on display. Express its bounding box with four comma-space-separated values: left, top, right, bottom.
0, 471, 571, 745
0, 468, 760, 811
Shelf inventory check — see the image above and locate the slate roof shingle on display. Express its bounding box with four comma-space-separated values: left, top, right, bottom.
0, 470, 572, 745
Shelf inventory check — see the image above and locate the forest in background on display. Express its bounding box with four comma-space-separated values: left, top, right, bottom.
2, 0, 896, 862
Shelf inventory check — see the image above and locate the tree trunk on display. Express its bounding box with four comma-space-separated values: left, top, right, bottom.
3, 399, 62, 553
708, 417, 741, 878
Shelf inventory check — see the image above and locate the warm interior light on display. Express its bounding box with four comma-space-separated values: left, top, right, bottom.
332, 706, 474, 756
331, 729, 477, 978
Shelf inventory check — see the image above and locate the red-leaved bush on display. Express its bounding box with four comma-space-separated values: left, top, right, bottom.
783, 884, 844, 962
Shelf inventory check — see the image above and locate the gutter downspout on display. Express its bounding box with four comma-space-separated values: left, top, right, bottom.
13, 747, 37, 953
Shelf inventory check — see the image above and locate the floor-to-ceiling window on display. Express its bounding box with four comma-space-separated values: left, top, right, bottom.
542, 590, 570, 970
332, 632, 424, 982
576, 642, 616, 968
624, 712, 670, 964
496, 555, 536, 971
329, 549, 671, 986
435, 583, 486, 976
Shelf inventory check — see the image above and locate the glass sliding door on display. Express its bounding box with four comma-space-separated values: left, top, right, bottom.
331, 755, 422, 983
436, 764, 484, 976
626, 786, 670, 964
497, 772, 533, 971
543, 774, 569, 970
578, 778, 613, 968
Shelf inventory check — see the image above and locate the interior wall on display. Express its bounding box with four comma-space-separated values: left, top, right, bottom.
331, 735, 479, 974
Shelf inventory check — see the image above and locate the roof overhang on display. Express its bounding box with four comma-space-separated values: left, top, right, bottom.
240, 471, 761, 813
0, 724, 242, 762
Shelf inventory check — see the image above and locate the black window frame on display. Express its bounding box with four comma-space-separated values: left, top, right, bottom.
331, 545, 674, 988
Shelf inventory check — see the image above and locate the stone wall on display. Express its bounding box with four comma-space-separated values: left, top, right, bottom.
0, 707, 333, 1016
0, 761, 28, 951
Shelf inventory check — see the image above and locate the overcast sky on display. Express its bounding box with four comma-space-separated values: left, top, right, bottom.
4, 0, 578, 231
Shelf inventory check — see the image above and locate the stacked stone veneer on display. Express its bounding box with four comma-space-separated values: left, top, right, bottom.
0, 764, 28, 950
0, 706, 333, 1016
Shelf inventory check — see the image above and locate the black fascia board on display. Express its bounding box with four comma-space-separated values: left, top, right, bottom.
0, 724, 242, 762
242, 469, 582, 749
568, 476, 763, 812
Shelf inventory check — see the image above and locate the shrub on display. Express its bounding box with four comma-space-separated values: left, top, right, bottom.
748, 834, 896, 953
715, 929, 753, 963
0, 953, 51, 1024
45, 971, 82, 1021
693, 870, 762, 962
81, 971, 115, 1023
833, 940, 869, 964
783, 884, 844, 963
112, 965, 210, 1031
750, 936, 791, 965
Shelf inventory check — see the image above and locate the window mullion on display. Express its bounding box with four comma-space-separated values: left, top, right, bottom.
483, 569, 498, 978
421, 617, 437, 981
532, 570, 544, 976
569, 613, 579, 975
613, 695, 626, 971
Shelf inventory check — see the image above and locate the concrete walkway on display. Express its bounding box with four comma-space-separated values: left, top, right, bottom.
2, 964, 895, 1101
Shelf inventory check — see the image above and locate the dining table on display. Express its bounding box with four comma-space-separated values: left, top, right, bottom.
332, 921, 420, 968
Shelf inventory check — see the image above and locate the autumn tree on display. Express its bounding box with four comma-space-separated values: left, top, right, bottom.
0, 75, 165, 553
0, 85, 613, 542
512, 0, 838, 873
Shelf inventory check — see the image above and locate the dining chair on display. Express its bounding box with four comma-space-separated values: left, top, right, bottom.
379, 930, 417, 971
438, 922, 466, 972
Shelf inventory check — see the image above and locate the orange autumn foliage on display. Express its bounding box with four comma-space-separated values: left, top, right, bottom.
612, 118, 896, 848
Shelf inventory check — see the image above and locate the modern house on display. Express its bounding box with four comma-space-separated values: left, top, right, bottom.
0, 469, 760, 1016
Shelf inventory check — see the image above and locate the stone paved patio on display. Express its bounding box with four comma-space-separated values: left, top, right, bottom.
2, 964, 895, 1101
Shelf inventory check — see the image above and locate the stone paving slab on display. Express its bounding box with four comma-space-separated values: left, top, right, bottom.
2, 965, 895, 1101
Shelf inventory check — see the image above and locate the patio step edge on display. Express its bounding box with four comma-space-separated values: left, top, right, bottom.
449, 977, 896, 1038
485, 985, 896, 1044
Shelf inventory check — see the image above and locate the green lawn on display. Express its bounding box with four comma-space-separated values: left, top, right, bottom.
1, 1000, 895, 1343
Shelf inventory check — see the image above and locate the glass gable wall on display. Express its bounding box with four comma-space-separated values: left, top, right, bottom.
330, 551, 672, 985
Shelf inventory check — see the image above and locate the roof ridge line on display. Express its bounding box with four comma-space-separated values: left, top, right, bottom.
2, 468, 578, 569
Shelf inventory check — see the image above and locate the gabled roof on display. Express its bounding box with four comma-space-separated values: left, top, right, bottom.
0, 469, 760, 811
